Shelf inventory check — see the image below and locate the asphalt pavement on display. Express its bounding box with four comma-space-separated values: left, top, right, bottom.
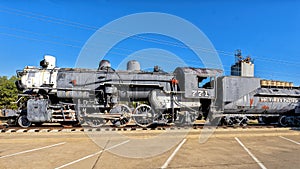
1, 128, 300, 169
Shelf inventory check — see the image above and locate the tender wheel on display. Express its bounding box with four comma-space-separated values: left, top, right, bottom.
85, 117, 108, 128
133, 104, 154, 127
109, 104, 131, 127
279, 116, 290, 127
238, 116, 248, 127
278, 116, 294, 127
17, 115, 31, 128
223, 116, 233, 126
240, 118, 248, 127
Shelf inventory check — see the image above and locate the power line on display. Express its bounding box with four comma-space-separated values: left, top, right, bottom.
0, 5, 228, 54
1, 30, 299, 81
0, 32, 81, 48
1, 5, 300, 72
0, 25, 83, 44
1, 5, 300, 66
1, 25, 300, 72
1, 29, 300, 73
1, 23, 300, 69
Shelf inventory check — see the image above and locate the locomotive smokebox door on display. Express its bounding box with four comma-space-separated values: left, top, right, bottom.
27, 99, 51, 122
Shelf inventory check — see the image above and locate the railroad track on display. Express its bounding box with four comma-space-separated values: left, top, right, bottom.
0, 123, 285, 133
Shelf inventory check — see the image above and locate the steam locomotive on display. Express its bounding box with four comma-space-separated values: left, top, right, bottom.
11, 54, 300, 128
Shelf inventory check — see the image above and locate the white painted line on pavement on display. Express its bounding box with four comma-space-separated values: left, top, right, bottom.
55, 140, 130, 169
235, 137, 267, 169
279, 136, 300, 145
0, 142, 66, 159
161, 138, 187, 169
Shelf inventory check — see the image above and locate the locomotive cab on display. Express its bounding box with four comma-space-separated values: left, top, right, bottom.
174, 67, 223, 120
174, 67, 223, 99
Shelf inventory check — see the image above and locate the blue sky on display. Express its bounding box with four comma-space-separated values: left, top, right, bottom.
0, 0, 300, 85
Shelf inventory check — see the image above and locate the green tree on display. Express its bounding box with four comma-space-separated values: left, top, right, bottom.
0, 76, 19, 109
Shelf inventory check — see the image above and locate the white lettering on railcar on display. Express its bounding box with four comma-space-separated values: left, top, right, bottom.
259, 97, 298, 103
